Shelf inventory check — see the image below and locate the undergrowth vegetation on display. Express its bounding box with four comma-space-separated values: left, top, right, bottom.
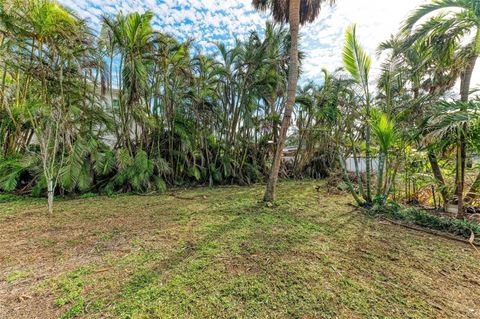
1, 0, 480, 218
369, 203, 480, 241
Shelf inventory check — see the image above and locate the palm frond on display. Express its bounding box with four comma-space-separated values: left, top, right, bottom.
402, 0, 475, 33
371, 111, 396, 152
343, 24, 371, 92
251, 0, 335, 25
423, 100, 480, 143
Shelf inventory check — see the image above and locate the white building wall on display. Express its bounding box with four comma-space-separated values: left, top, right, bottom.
345, 157, 378, 173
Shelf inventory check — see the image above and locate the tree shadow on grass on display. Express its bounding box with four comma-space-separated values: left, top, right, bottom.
112, 201, 335, 316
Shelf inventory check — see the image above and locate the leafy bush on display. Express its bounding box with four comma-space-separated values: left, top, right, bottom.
79, 193, 97, 199
0, 193, 23, 203
370, 203, 480, 241
0, 155, 40, 192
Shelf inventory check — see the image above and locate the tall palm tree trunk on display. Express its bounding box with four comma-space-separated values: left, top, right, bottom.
364, 101, 372, 202
455, 54, 477, 215
263, 0, 300, 202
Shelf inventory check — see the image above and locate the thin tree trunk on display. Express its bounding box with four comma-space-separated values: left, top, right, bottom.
364, 100, 372, 203
350, 134, 365, 200
47, 178, 54, 214
271, 96, 278, 152
376, 152, 385, 199
263, 0, 300, 202
384, 158, 399, 201
293, 113, 311, 174
428, 151, 448, 210
465, 171, 480, 204
456, 54, 477, 215
338, 153, 363, 205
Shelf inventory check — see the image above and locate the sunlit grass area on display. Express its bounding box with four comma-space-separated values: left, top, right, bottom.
1, 180, 479, 318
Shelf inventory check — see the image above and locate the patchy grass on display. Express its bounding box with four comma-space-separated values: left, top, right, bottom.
6, 269, 33, 283
1, 180, 480, 318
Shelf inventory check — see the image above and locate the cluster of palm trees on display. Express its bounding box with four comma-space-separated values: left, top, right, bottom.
0, 0, 331, 211
390, 0, 480, 216
1, 0, 479, 217
339, 0, 480, 216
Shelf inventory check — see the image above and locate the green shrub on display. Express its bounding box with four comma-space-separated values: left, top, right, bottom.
370, 203, 480, 241
0, 193, 23, 203
79, 192, 97, 199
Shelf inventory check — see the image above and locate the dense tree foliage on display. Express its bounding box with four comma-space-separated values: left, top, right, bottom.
1, 0, 480, 219
0, 0, 323, 201
252, 0, 335, 201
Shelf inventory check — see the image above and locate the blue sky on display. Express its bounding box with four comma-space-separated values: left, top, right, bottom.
58, 0, 479, 88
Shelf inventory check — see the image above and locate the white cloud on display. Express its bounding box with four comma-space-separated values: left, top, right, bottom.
301, 0, 424, 80
57, 0, 479, 89
300, 0, 479, 90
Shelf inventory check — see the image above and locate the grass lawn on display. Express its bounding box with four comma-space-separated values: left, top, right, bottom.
1, 180, 480, 318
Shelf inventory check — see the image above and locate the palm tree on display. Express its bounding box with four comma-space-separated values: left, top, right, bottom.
101, 11, 155, 153
1, 0, 101, 212
403, 0, 480, 214
403, 0, 480, 101
255, 22, 289, 157
343, 24, 373, 203
2, 3, 359, 199
378, 34, 462, 210
252, 0, 335, 202
371, 111, 396, 203
293, 71, 353, 178
422, 100, 480, 210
